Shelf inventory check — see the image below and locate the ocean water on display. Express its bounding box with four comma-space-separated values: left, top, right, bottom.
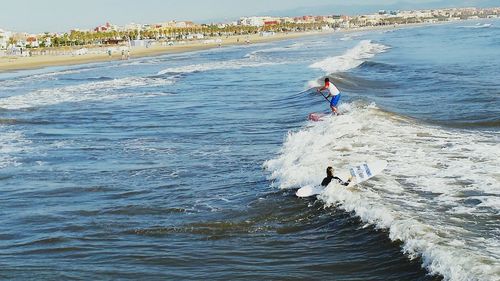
0, 19, 498, 280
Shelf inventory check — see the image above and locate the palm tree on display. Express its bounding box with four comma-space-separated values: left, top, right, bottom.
8, 37, 17, 48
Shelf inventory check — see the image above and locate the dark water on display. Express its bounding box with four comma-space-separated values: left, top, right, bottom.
1, 19, 498, 280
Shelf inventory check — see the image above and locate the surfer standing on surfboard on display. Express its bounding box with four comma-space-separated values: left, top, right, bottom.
321, 166, 352, 187
317, 78, 341, 115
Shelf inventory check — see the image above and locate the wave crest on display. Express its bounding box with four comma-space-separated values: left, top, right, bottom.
264, 104, 500, 281
0, 77, 174, 110
309, 40, 390, 73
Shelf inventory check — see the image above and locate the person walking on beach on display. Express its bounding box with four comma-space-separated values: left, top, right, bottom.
317, 78, 341, 115
321, 166, 352, 187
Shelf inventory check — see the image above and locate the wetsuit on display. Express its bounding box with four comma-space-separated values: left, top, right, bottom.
321, 176, 351, 187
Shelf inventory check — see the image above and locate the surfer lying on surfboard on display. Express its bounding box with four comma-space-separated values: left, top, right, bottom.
317, 78, 341, 115
297, 161, 387, 198
322, 166, 353, 187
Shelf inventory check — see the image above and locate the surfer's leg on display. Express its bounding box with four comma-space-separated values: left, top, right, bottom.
330, 94, 341, 115
330, 105, 338, 114
330, 96, 339, 115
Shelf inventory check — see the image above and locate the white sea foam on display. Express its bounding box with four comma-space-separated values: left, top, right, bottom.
0, 68, 101, 91
0, 128, 31, 168
309, 40, 389, 73
0, 77, 174, 110
120, 58, 166, 66
245, 40, 330, 60
264, 104, 500, 281
157, 58, 281, 75
244, 42, 308, 59
340, 32, 367, 41
459, 23, 492, 29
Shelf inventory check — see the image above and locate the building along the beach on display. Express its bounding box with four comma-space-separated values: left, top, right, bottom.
0, 29, 12, 49
239, 16, 278, 27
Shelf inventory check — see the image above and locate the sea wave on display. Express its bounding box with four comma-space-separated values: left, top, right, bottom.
60, 76, 114, 82
157, 58, 282, 75
0, 128, 32, 169
0, 77, 174, 110
244, 41, 317, 59
358, 60, 397, 70
459, 23, 492, 29
312, 72, 397, 92
309, 40, 390, 73
264, 103, 500, 281
0, 67, 105, 92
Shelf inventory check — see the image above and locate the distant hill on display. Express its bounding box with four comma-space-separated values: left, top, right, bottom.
263, 0, 500, 17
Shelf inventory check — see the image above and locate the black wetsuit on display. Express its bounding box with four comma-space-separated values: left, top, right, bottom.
321, 176, 350, 187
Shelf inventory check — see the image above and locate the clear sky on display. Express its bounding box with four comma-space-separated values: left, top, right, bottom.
0, 0, 495, 33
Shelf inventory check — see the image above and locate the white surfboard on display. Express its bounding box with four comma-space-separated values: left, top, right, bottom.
296, 160, 388, 198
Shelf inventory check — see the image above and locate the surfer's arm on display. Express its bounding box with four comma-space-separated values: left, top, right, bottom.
343, 178, 352, 186
333, 176, 351, 186
345, 175, 353, 186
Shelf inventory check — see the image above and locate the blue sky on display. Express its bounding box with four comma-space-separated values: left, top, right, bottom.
0, 0, 495, 33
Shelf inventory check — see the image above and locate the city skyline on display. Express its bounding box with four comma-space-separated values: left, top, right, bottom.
1, 0, 498, 33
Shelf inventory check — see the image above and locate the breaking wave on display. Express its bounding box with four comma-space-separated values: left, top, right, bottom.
157, 58, 281, 75
264, 103, 500, 281
0, 77, 174, 110
309, 40, 390, 73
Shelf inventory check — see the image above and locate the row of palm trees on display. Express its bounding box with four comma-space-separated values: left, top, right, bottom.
17, 22, 337, 49
16, 17, 435, 50
7, 17, 418, 50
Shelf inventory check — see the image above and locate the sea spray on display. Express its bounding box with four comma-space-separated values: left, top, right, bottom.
309, 40, 390, 73
264, 103, 500, 281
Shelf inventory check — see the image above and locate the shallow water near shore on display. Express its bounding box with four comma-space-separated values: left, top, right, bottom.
0, 20, 498, 280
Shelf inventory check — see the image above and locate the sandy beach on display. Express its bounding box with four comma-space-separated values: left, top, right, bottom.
0, 21, 444, 74
0, 22, 441, 73
0, 31, 326, 73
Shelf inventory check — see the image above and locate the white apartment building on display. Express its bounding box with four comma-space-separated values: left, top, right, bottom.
0, 29, 12, 49
238, 16, 275, 27
397, 10, 434, 19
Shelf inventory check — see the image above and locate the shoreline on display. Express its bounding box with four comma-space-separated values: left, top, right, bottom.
0, 31, 325, 73
0, 21, 453, 74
